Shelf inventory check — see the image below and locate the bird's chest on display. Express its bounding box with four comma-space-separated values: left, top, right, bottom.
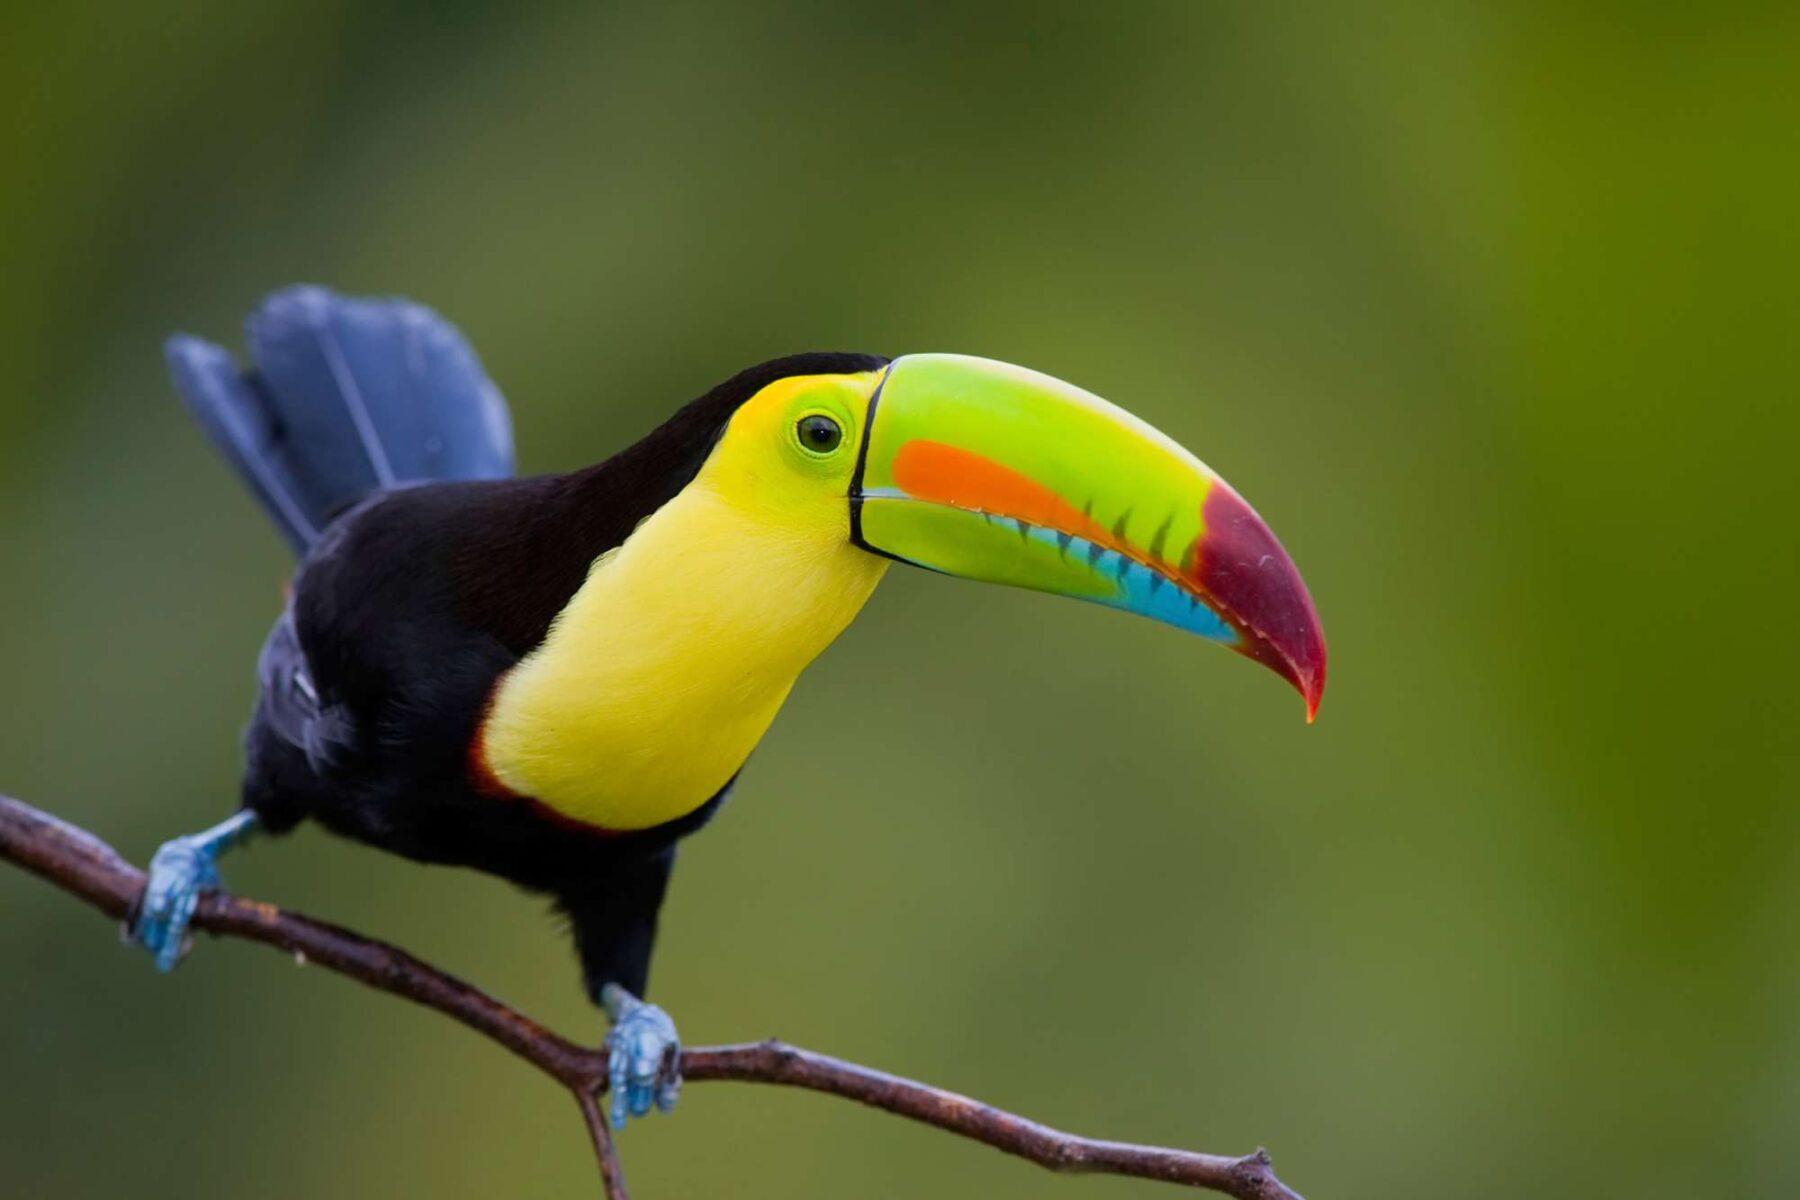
477, 650, 799, 833
473, 486, 886, 832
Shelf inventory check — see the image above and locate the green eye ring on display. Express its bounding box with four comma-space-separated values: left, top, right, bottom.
795, 412, 844, 455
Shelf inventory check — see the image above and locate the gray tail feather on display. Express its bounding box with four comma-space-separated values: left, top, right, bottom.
166, 285, 515, 554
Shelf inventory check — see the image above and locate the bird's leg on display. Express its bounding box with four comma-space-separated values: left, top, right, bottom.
601, 982, 681, 1129
130, 809, 259, 971
562, 846, 682, 1128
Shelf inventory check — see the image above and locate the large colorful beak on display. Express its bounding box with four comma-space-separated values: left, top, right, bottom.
851, 354, 1327, 719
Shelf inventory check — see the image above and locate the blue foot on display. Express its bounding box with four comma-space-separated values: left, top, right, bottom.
602, 984, 681, 1129
131, 811, 258, 972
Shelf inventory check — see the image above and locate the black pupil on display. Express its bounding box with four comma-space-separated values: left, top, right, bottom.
799, 415, 841, 451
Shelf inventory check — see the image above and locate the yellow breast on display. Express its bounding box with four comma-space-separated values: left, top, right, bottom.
479, 467, 887, 832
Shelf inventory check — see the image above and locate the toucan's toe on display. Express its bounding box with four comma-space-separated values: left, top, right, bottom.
132, 836, 222, 972
601, 985, 681, 1129
129, 812, 259, 973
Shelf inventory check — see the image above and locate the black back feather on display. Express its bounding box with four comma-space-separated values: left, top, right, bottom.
434, 351, 890, 655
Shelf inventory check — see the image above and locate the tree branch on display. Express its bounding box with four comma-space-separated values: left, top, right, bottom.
0, 794, 1303, 1200
576, 1090, 631, 1200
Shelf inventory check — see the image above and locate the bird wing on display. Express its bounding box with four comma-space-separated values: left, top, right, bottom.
257, 605, 355, 772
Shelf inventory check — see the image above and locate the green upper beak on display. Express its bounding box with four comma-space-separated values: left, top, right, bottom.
850, 354, 1327, 719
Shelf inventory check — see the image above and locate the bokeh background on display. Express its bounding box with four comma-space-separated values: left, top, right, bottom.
3, 4, 1797, 1198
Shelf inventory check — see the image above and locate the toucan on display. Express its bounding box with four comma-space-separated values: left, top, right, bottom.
132, 286, 1326, 1129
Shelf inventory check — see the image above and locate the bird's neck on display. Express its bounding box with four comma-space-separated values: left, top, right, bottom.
478, 478, 888, 831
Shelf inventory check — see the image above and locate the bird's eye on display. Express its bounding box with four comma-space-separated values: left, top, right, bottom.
796, 414, 843, 454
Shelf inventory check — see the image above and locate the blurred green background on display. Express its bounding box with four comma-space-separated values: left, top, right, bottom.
3, 4, 1796, 1197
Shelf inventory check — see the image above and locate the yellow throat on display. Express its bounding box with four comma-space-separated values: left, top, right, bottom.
479, 372, 889, 831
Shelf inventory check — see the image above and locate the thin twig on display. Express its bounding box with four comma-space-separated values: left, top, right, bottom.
576, 1090, 631, 1200
0, 794, 1304, 1200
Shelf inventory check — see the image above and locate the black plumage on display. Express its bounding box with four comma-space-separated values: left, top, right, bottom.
172, 284, 885, 1000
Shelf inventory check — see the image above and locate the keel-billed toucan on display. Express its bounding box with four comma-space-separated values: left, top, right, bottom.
133, 287, 1326, 1128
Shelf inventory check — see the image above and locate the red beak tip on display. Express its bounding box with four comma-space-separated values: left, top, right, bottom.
1303, 668, 1325, 723
1196, 483, 1326, 726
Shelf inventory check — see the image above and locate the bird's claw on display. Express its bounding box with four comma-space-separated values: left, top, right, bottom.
602, 984, 681, 1129
131, 835, 223, 972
